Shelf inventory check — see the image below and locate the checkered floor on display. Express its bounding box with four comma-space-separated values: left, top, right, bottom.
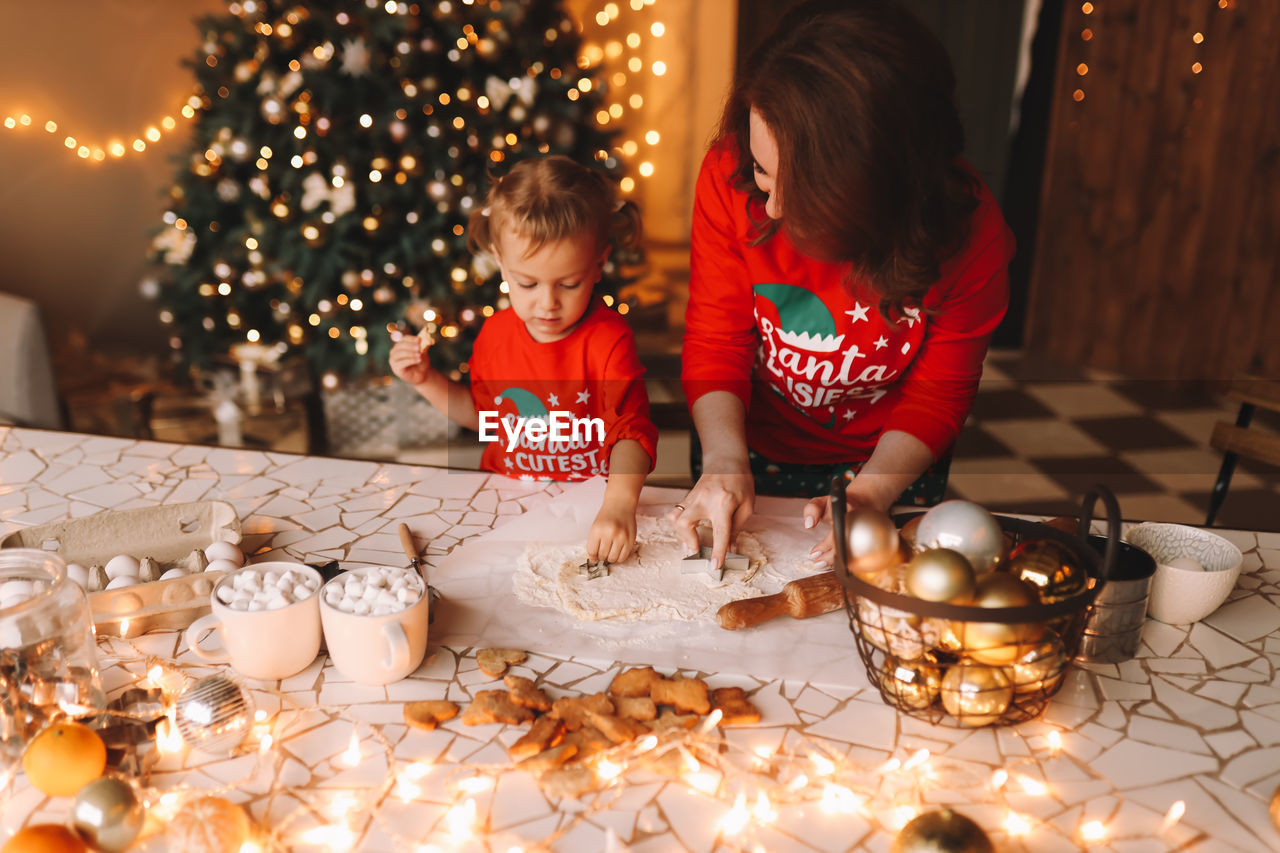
946, 351, 1280, 532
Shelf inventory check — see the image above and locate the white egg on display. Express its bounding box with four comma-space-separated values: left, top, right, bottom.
66, 563, 90, 588
205, 558, 241, 574
1167, 555, 1205, 572
159, 568, 189, 581
204, 541, 245, 567
105, 575, 140, 590
105, 554, 141, 580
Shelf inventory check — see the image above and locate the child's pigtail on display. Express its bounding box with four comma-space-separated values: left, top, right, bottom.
465, 204, 493, 258
610, 198, 643, 253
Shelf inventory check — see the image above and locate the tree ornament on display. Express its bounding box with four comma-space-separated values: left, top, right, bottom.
259, 96, 286, 124
844, 507, 900, 574
940, 663, 1013, 727
880, 657, 941, 711
915, 501, 1004, 573
905, 549, 975, 603
174, 675, 253, 754
1010, 639, 1068, 695
899, 514, 923, 553
1008, 539, 1087, 604
892, 808, 994, 853
957, 573, 1043, 666
70, 776, 145, 852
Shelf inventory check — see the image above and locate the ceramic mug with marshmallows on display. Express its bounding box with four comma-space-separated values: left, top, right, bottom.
320, 566, 429, 685
185, 561, 324, 681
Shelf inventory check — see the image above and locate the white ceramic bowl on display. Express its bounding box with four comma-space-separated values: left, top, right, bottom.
1123, 523, 1243, 625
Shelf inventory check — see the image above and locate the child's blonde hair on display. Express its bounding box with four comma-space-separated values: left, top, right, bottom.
467, 155, 642, 260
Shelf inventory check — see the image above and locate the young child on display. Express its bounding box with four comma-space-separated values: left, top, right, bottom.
389, 155, 657, 564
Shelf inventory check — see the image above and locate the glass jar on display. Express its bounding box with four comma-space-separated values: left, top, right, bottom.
0, 548, 105, 761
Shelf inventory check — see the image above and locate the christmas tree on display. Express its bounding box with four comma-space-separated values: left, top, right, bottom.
147, 0, 640, 385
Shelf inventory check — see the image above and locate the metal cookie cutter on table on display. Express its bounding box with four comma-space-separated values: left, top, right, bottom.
682, 546, 749, 582
579, 559, 609, 580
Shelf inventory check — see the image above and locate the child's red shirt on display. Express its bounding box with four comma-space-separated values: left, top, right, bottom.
469, 301, 658, 480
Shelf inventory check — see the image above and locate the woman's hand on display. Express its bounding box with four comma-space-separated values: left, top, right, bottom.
588, 503, 637, 564
666, 468, 755, 569
803, 482, 889, 569
388, 333, 433, 386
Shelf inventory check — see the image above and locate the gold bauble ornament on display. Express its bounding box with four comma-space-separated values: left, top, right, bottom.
940, 662, 1013, 726
70, 776, 145, 852
845, 507, 901, 574
956, 573, 1044, 666
856, 599, 924, 659
1010, 639, 1068, 695
891, 808, 994, 853
899, 514, 924, 552
1008, 539, 1087, 604
916, 500, 1004, 573
880, 657, 941, 711
905, 548, 975, 603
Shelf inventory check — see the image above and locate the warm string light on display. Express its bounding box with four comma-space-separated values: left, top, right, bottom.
580, 0, 663, 193
63, 637, 1191, 850
1, 101, 197, 162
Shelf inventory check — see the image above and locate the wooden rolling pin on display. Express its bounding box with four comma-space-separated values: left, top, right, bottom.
717, 571, 845, 630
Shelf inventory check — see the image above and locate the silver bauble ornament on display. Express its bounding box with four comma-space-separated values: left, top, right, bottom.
845, 507, 900, 574
916, 500, 1004, 573
905, 548, 975, 603
891, 808, 994, 853
175, 675, 254, 754
940, 662, 1013, 726
71, 776, 145, 852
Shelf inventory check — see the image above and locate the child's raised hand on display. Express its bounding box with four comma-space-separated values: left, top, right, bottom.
588, 503, 637, 564
388, 331, 434, 386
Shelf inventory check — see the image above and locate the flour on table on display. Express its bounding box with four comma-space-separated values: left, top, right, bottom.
513, 516, 774, 623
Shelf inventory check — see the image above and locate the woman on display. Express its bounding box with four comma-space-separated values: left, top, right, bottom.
670, 0, 1015, 569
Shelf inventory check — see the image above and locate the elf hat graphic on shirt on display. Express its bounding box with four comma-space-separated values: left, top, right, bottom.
753, 283, 845, 353
494, 387, 548, 419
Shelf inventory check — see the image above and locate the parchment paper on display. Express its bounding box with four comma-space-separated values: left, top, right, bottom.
428, 481, 873, 689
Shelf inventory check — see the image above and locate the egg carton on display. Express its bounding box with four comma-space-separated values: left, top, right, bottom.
0, 500, 242, 635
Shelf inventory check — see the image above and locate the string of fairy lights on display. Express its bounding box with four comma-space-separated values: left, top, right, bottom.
48, 637, 1195, 851
0, 0, 666, 189
1070, 0, 1232, 104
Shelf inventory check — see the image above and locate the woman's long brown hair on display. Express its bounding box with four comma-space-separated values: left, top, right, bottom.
716, 0, 978, 308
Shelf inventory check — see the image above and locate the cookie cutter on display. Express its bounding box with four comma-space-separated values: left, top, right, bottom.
681, 546, 750, 582
579, 559, 609, 580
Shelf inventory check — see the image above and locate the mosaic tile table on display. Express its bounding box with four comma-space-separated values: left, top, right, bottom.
2, 426, 1280, 852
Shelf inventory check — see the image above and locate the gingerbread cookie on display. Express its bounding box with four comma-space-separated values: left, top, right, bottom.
508, 715, 564, 761
609, 666, 662, 698
504, 674, 552, 712
461, 689, 534, 726
588, 711, 650, 744
651, 677, 711, 715
613, 695, 657, 722
549, 693, 614, 731
403, 700, 460, 731
517, 742, 579, 773
537, 766, 598, 799
477, 648, 528, 678
711, 686, 761, 725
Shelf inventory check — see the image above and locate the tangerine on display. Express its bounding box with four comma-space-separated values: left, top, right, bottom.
0, 824, 87, 853
21, 721, 107, 797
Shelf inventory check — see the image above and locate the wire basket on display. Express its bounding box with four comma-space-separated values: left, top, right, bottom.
832, 485, 1120, 727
